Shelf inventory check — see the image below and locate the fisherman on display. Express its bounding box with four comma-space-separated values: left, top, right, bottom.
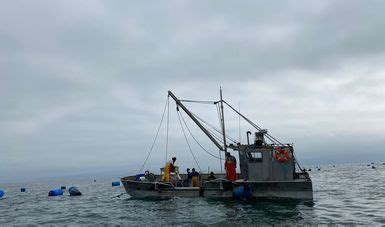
162, 157, 177, 182
191, 168, 200, 187
169, 157, 177, 173
144, 170, 156, 182
207, 171, 216, 181
186, 168, 192, 187
225, 152, 237, 181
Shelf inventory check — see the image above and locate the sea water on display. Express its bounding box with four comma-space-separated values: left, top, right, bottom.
0, 163, 384, 225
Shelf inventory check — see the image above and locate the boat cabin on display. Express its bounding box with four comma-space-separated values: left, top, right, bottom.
229, 130, 295, 181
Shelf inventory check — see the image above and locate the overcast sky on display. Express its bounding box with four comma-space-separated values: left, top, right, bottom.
1, 1, 385, 182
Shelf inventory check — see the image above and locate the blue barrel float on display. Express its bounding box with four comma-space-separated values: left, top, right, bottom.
0, 189, 4, 198
233, 185, 252, 200
48, 189, 64, 196
68, 186, 82, 196
21, 188, 26, 192
112, 181, 120, 187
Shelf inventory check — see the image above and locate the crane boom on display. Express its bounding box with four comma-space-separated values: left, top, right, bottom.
168, 91, 224, 151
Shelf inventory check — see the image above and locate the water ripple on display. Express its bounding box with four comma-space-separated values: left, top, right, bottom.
0, 164, 384, 225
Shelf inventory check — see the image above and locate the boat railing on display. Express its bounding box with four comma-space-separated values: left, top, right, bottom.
204, 178, 228, 182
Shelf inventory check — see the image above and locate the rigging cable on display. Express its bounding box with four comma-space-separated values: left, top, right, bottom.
179, 110, 224, 160
223, 100, 306, 172
138, 97, 169, 174
223, 100, 283, 145
179, 99, 238, 143
238, 102, 241, 143
292, 149, 304, 172
216, 102, 224, 173
216, 103, 222, 135
180, 99, 217, 104
179, 100, 237, 143
191, 111, 238, 143
165, 96, 170, 163
176, 110, 202, 172
189, 114, 225, 144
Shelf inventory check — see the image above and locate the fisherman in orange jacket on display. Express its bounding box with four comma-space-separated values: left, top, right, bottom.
225, 152, 237, 181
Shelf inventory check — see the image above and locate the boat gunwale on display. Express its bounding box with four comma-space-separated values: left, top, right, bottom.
120, 177, 312, 184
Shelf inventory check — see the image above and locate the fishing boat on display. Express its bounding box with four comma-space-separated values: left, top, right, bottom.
121, 89, 313, 200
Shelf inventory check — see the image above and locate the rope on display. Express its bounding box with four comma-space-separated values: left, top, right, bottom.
223, 101, 283, 145
216, 103, 224, 173
191, 111, 238, 143
187, 114, 224, 144
292, 148, 304, 172
216, 103, 222, 134
179, 111, 225, 160
138, 97, 169, 173
223, 100, 306, 172
176, 111, 202, 171
178, 101, 233, 143
178, 101, 237, 143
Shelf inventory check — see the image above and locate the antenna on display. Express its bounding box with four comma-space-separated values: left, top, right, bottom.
238, 102, 241, 143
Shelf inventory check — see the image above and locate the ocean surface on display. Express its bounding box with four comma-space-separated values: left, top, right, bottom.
1, 163, 384, 225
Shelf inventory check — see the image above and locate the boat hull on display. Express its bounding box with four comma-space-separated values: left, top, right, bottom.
121, 178, 313, 200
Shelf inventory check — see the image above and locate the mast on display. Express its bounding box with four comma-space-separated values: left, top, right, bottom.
168, 91, 224, 151
220, 87, 227, 153
219, 87, 227, 174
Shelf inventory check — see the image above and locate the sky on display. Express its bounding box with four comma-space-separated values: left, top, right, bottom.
1, 0, 385, 182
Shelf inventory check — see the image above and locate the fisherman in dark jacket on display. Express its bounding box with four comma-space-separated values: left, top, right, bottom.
186, 168, 192, 187
207, 172, 216, 181
191, 168, 200, 187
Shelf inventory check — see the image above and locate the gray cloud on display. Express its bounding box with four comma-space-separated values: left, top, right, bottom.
1, 0, 385, 182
